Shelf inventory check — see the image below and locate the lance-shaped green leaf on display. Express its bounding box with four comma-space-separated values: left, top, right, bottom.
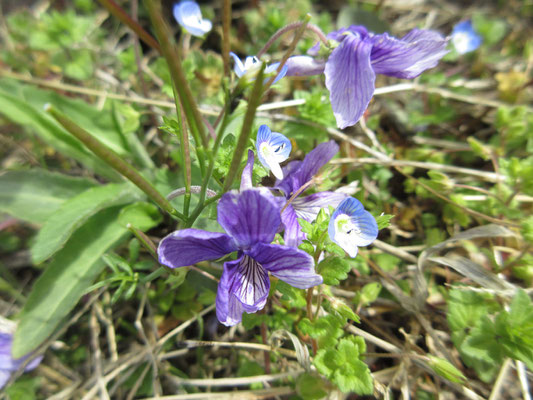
0, 169, 95, 224
12, 206, 128, 357
31, 183, 141, 264
118, 202, 163, 231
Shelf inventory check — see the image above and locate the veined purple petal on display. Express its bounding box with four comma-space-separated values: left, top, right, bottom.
292, 191, 348, 222
240, 150, 254, 191
280, 205, 305, 247
256, 125, 291, 179
250, 243, 322, 289
217, 189, 281, 249
328, 197, 378, 258
325, 33, 375, 129
370, 29, 448, 79
158, 229, 237, 268
285, 56, 325, 77
173, 1, 212, 37
215, 255, 269, 326
277, 141, 339, 197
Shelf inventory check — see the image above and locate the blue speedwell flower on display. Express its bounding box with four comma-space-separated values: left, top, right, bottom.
229, 52, 288, 84
256, 125, 291, 180
275, 141, 347, 247
158, 187, 322, 326
328, 197, 378, 258
286, 25, 448, 129
0, 331, 43, 389
451, 21, 482, 54
173, 1, 212, 37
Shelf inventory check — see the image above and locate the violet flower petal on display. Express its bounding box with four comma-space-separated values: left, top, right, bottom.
292, 191, 348, 221
451, 20, 482, 54
250, 243, 322, 289
158, 229, 237, 268
285, 55, 325, 77
325, 33, 375, 129
215, 255, 269, 326
240, 150, 254, 191
217, 189, 281, 249
280, 205, 305, 247
371, 29, 449, 79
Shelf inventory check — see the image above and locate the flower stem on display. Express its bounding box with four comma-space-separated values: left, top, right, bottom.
263, 14, 312, 90
257, 19, 327, 58
222, 0, 232, 77
223, 66, 265, 192
97, 0, 161, 53
46, 104, 183, 220
144, 0, 208, 149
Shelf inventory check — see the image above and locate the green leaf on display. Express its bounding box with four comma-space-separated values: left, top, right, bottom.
12, 206, 128, 358
296, 373, 328, 400
333, 360, 373, 394
374, 214, 394, 230
0, 169, 95, 224
317, 256, 351, 285
32, 183, 139, 264
359, 282, 382, 306
118, 202, 163, 231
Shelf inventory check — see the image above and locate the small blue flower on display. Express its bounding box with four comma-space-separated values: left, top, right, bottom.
173, 1, 212, 37
256, 125, 291, 180
229, 52, 288, 84
451, 21, 482, 54
328, 197, 378, 258
158, 188, 322, 326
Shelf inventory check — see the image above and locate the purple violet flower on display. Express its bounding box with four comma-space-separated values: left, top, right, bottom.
286, 25, 448, 129
275, 140, 347, 247
229, 52, 288, 84
173, 1, 212, 37
158, 156, 322, 326
256, 125, 292, 180
328, 197, 378, 258
451, 20, 482, 54
0, 331, 43, 389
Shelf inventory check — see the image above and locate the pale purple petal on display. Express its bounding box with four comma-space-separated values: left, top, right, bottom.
158, 229, 237, 268
215, 255, 270, 326
264, 62, 288, 84
0, 332, 43, 389
250, 243, 323, 289
217, 189, 281, 249
370, 29, 448, 79
285, 56, 325, 77
173, 1, 212, 37
274, 160, 303, 197
240, 150, 254, 191
325, 34, 376, 129
0, 370, 10, 389
292, 191, 348, 221
291, 141, 339, 193
280, 205, 305, 247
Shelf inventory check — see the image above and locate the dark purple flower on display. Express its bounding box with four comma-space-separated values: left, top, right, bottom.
287, 25, 448, 129
0, 331, 43, 389
158, 184, 322, 326
275, 141, 347, 247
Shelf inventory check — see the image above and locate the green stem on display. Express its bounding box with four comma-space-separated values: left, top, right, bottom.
144, 0, 208, 149
174, 89, 192, 217
46, 105, 183, 220
222, 0, 232, 77
223, 66, 265, 192
97, 0, 161, 53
